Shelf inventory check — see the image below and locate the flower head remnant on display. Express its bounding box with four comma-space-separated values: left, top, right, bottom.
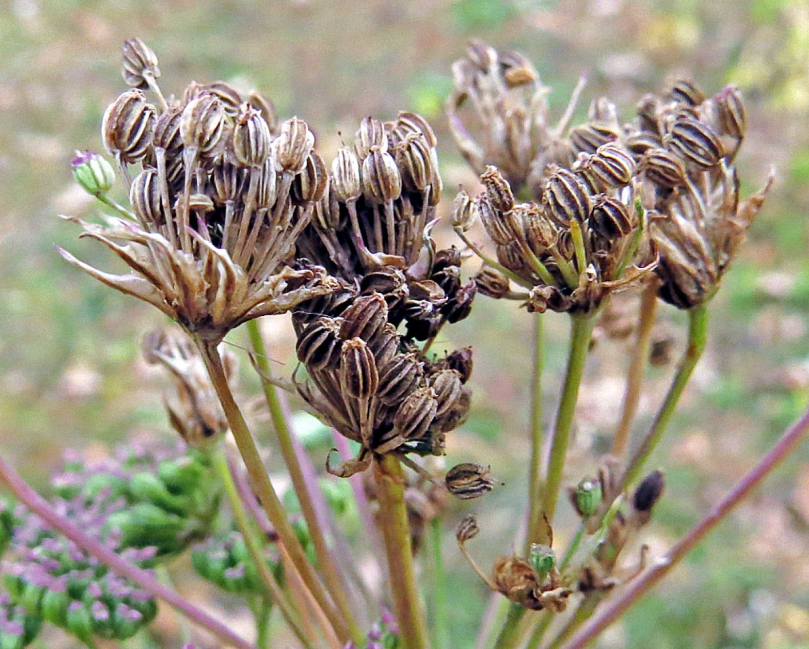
60, 38, 340, 344
295, 113, 477, 342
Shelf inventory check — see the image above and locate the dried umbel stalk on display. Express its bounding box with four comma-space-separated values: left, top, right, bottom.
59, 40, 340, 344
633, 80, 773, 308
142, 328, 236, 449
294, 293, 472, 476
295, 113, 477, 341
462, 143, 655, 314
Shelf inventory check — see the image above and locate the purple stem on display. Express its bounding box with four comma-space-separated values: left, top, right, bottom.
226, 449, 276, 540
559, 406, 809, 649
334, 434, 379, 553
0, 454, 255, 649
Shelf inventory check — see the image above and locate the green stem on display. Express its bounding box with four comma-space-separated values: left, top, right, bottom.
524, 611, 553, 649
256, 598, 273, 649
559, 522, 586, 572
492, 603, 526, 649
374, 455, 429, 649
525, 314, 545, 557
210, 447, 312, 649
546, 597, 600, 649
620, 302, 708, 492
534, 313, 597, 544
246, 320, 361, 644
196, 339, 349, 644
95, 193, 137, 220
431, 517, 448, 649
454, 228, 537, 290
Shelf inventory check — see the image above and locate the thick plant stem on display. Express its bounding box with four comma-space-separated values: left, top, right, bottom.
524, 611, 553, 649
247, 320, 361, 644
197, 339, 350, 643
431, 517, 448, 649
534, 313, 597, 543
374, 455, 429, 649
620, 303, 708, 492
546, 597, 599, 649
524, 314, 545, 557
612, 281, 659, 458
492, 604, 526, 649
210, 448, 312, 649
0, 454, 254, 649
559, 405, 809, 649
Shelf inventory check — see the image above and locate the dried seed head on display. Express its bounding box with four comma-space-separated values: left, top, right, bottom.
639, 148, 687, 189
369, 322, 400, 368
588, 97, 619, 124
576, 143, 635, 192
493, 556, 538, 603
633, 470, 665, 514
212, 159, 244, 204
130, 168, 163, 226
443, 282, 477, 324
589, 195, 635, 239
362, 148, 402, 204
377, 353, 423, 406
292, 151, 328, 205
430, 369, 463, 417
570, 478, 602, 518
355, 116, 388, 159
339, 338, 379, 400
395, 132, 433, 192
331, 146, 362, 202
476, 195, 516, 246
102, 89, 156, 163
714, 85, 746, 140
445, 463, 496, 500
667, 79, 705, 107
502, 52, 538, 88
256, 156, 278, 209
569, 122, 619, 154
665, 116, 724, 168
481, 166, 515, 214
296, 317, 343, 371
180, 94, 228, 155
444, 347, 474, 384
276, 117, 315, 174
391, 111, 438, 148
455, 514, 480, 544
232, 104, 272, 167
247, 90, 279, 134
339, 293, 389, 342
71, 151, 116, 197
452, 188, 477, 232
393, 386, 437, 441
543, 167, 591, 225
121, 38, 160, 89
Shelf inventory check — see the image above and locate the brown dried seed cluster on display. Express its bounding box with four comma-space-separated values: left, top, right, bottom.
467, 145, 654, 314
445, 463, 497, 500
295, 113, 477, 341
630, 79, 772, 309
61, 40, 340, 342
492, 556, 572, 612
295, 293, 472, 475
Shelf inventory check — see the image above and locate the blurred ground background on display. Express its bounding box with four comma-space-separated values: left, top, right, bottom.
2, 0, 809, 647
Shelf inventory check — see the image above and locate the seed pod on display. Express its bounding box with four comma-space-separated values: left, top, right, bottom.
247, 90, 279, 134
639, 148, 687, 188
275, 117, 315, 174
393, 386, 437, 441
480, 166, 515, 214
212, 159, 245, 204
496, 241, 528, 274
528, 544, 556, 580
395, 132, 433, 191
102, 89, 156, 164
445, 463, 495, 500
391, 111, 437, 148
72, 151, 116, 197
339, 338, 378, 400
370, 323, 400, 373
111, 603, 145, 640
339, 293, 389, 342
569, 122, 618, 154
292, 151, 328, 205
633, 469, 665, 514
455, 513, 480, 543
377, 353, 422, 405
589, 195, 635, 239
180, 94, 228, 156
232, 104, 271, 167
664, 117, 724, 168
502, 53, 538, 87
443, 282, 477, 324
130, 168, 164, 226
444, 347, 474, 384
362, 148, 402, 204
197, 81, 243, 115
714, 85, 746, 140
430, 369, 463, 417
128, 471, 188, 517
571, 478, 602, 517
667, 79, 705, 107
331, 146, 362, 202
624, 130, 662, 156
355, 116, 388, 159
121, 38, 160, 89
476, 195, 515, 246
41, 586, 70, 627
493, 556, 538, 603
577, 143, 635, 192
256, 156, 278, 209
296, 317, 343, 371
588, 97, 619, 124
544, 167, 590, 225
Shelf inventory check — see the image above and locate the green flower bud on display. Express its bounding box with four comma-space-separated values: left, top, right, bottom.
19, 582, 45, 617
129, 472, 189, 517
573, 478, 602, 518
82, 473, 129, 502
112, 604, 144, 641
528, 544, 556, 580
41, 588, 70, 627
105, 503, 185, 556
157, 457, 206, 494
0, 631, 23, 649
66, 602, 94, 642
71, 151, 116, 197
22, 613, 41, 647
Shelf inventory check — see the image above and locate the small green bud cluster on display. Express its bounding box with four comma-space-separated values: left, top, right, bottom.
0, 593, 41, 649
191, 529, 280, 597
70, 151, 116, 197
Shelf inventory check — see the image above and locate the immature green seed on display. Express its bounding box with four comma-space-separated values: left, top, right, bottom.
572, 478, 602, 517
528, 543, 556, 580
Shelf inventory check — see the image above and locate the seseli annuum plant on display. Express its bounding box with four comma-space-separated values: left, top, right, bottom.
1, 36, 803, 649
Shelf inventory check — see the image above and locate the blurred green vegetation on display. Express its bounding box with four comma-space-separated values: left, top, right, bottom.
2, 0, 809, 647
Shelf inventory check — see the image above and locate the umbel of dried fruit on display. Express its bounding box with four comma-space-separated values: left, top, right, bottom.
60, 39, 339, 344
